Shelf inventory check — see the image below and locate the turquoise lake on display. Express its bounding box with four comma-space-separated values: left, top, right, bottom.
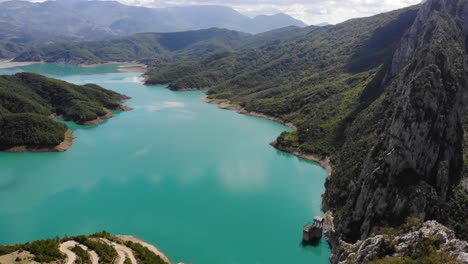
0, 64, 330, 263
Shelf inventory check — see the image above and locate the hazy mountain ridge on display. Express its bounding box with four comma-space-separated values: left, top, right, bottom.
0, 0, 307, 45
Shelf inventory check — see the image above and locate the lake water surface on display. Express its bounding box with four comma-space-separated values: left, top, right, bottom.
0, 64, 330, 264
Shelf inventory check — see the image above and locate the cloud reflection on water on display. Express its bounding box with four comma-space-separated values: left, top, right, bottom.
218, 160, 267, 192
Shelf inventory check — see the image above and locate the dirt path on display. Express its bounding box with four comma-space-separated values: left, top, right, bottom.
77, 244, 99, 264
118, 235, 171, 264
59, 240, 99, 264
59, 241, 78, 264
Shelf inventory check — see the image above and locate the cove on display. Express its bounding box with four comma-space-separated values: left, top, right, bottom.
0, 64, 330, 264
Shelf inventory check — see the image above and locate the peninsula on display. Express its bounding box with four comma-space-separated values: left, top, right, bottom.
0, 72, 131, 152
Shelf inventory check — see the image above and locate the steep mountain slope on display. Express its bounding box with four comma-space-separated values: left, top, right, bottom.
324, 0, 468, 243
0, 0, 306, 45
0, 72, 129, 150
142, 0, 468, 251
0, 42, 28, 59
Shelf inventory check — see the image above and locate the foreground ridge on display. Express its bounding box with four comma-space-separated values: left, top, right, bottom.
0, 232, 172, 264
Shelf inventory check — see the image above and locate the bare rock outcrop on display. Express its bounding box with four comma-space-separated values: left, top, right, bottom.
332, 221, 468, 264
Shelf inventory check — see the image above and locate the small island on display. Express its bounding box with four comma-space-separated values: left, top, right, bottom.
0, 231, 171, 264
0, 72, 132, 152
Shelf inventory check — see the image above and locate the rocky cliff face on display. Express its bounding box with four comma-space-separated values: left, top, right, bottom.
324, 0, 468, 247
332, 221, 468, 264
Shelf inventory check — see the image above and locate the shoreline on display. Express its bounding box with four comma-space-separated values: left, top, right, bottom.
0, 59, 39, 69
80, 61, 147, 73
203, 97, 332, 176
0, 59, 147, 72
4, 100, 133, 153
5, 129, 74, 153
117, 235, 171, 264
202, 97, 297, 130
80, 112, 114, 126
203, 95, 336, 256
271, 142, 333, 178
117, 63, 147, 73
80, 103, 134, 125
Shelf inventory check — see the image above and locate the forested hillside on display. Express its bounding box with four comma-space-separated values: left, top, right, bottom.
0, 72, 129, 150
13, 28, 249, 64
145, 5, 419, 156
0, 42, 29, 59
13, 26, 318, 65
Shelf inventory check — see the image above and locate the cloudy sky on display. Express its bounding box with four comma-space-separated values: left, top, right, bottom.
115, 0, 422, 25
21, 0, 423, 24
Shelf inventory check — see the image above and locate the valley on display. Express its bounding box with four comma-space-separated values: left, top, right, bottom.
0, 0, 467, 263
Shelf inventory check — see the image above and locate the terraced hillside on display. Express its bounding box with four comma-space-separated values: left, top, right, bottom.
0, 232, 171, 264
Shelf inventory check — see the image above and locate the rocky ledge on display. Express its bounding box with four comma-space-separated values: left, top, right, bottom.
331, 221, 468, 264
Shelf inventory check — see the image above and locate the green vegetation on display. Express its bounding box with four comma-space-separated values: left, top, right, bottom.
0, 233, 153, 264
0, 245, 19, 256
71, 245, 90, 264
13, 26, 318, 66
22, 238, 63, 263
372, 216, 423, 238
443, 187, 468, 240
0, 113, 67, 147
0, 241, 63, 263
14, 29, 249, 65
0, 72, 128, 149
125, 241, 167, 264
0, 42, 29, 59
145, 6, 419, 157
71, 236, 117, 264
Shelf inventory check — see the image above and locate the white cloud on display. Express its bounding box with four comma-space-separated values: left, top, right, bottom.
114, 0, 422, 25
140, 101, 185, 112
10, 0, 422, 25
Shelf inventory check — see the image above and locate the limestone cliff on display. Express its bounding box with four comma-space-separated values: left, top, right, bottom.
324, 0, 468, 248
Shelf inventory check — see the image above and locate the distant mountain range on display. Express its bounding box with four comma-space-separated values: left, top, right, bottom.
315, 22, 330, 27
0, 0, 307, 44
